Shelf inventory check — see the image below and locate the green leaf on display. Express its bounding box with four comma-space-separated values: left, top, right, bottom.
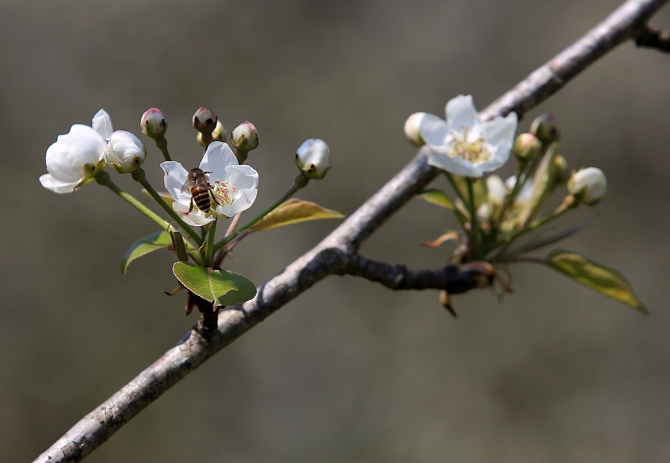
547, 250, 647, 313
172, 262, 257, 306
419, 189, 455, 210
120, 231, 173, 275
251, 198, 345, 232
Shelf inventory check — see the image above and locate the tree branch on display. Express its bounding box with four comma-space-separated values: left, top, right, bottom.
35, 0, 669, 461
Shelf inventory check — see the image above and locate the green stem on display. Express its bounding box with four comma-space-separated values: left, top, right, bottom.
95, 171, 171, 232
130, 168, 203, 245
466, 178, 481, 259
444, 172, 468, 205
490, 195, 577, 253
490, 159, 538, 240
189, 249, 203, 265
155, 136, 171, 162
213, 177, 306, 253
204, 219, 217, 267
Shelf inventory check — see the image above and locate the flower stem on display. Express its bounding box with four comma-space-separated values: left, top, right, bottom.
155, 136, 171, 162
490, 194, 578, 253
465, 177, 481, 259
130, 168, 203, 245
204, 219, 217, 268
213, 176, 307, 253
444, 172, 468, 205
95, 171, 171, 232
225, 212, 243, 237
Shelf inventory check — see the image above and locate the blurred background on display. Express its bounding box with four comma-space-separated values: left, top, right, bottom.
2, 0, 670, 461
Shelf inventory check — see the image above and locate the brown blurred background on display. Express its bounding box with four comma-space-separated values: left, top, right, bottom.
2, 0, 670, 461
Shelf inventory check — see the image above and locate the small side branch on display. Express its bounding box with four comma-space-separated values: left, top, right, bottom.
345, 254, 482, 295
635, 26, 670, 52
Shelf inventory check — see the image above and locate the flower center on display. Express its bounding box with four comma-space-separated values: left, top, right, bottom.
211, 180, 236, 206
448, 128, 491, 164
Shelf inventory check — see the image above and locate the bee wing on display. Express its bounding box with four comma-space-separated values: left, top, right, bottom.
180, 180, 191, 193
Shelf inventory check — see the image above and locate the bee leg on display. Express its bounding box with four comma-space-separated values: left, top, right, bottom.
209, 190, 222, 208
188, 198, 195, 213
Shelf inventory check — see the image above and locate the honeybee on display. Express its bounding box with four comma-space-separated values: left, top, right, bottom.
181, 168, 220, 213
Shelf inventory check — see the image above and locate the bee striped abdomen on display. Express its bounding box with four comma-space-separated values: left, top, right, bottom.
191, 186, 212, 212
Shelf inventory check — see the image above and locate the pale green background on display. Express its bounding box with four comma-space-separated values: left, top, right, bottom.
2, 0, 670, 461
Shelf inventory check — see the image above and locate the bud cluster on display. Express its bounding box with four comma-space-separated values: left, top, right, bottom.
413, 111, 608, 266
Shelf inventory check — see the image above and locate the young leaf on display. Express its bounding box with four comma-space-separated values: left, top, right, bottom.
251, 198, 344, 232
120, 231, 173, 275
517, 143, 558, 228
547, 250, 647, 313
419, 189, 455, 210
172, 262, 257, 306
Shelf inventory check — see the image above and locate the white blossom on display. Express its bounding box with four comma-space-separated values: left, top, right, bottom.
39, 109, 113, 194
161, 142, 259, 226
420, 95, 517, 177
105, 130, 146, 174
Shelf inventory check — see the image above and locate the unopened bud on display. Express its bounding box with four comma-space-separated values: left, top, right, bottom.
140, 108, 167, 139
231, 121, 259, 152
104, 130, 146, 174
553, 154, 569, 185
404, 112, 427, 146
296, 139, 330, 180
486, 175, 506, 206
530, 113, 561, 145
192, 107, 218, 134
211, 120, 227, 142
512, 133, 541, 161
568, 167, 607, 205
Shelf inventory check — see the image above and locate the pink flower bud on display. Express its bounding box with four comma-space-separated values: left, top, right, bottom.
231, 121, 259, 152
140, 108, 167, 139
192, 107, 218, 133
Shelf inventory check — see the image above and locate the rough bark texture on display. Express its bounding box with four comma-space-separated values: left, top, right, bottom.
35, 0, 670, 461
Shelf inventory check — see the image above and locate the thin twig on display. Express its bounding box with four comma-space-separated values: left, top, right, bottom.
34, 1, 669, 461
225, 212, 243, 237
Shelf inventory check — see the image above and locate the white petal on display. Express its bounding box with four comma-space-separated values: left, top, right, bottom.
446, 95, 478, 131
419, 113, 450, 148
217, 188, 258, 217
173, 201, 215, 226
428, 152, 483, 177
161, 161, 191, 202
200, 142, 238, 182
46, 124, 105, 182
481, 112, 518, 146
472, 137, 512, 173
92, 109, 113, 140
39, 173, 79, 194
225, 164, 259, 191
